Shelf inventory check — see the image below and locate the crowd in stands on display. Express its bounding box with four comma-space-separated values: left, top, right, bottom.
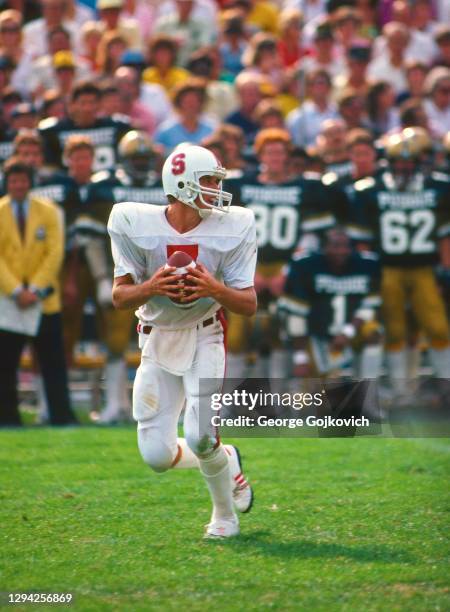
0, 0, 449, 426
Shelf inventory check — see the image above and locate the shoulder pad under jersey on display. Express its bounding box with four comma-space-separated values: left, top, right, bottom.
354, 176, 376, 191
38, 116, 58, 130
303, 171, 321, 181
291, 251, 314, 262
322, 171, 339, 186
91, 170, 111, 183
111, 113, 131, 125
431, 171, 450, 183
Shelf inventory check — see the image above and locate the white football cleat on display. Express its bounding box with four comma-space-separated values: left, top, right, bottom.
225, 445, 254, 513
204, 515, 240, 539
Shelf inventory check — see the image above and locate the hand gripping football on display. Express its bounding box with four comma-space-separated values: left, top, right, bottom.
165, 250, 197, 307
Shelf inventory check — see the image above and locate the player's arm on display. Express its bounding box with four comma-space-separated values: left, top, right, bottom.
112, 267, 183, 310
182, 210, 258, 316
182, 262, 257, 316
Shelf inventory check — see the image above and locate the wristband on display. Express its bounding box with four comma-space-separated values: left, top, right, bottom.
293, 350, 310, 365
342, 323, 356, 339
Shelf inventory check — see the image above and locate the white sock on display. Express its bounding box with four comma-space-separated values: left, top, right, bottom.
102, 358, 127, 420
199, 444, 235, 521
35, 374, 49, 423
386, 349, 408, 395
172, 438, 199, 469
226, 353, 248, 380
358, 345, 383, 379
429, 347, 450, 378
173, 440, 240, 480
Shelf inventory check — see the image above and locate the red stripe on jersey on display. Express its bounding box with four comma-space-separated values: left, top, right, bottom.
167, 244, 198, 261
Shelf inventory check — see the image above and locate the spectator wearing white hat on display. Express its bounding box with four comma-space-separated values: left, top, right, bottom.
97, 0, 142, 51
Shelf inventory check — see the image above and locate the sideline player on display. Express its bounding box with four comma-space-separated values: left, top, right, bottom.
108, 144, 257, 538
225, 128, 339, 380
78, 130, 165, 422
350, 129, 450, 396
279, 228, 383, 379
39, 80, 130, 172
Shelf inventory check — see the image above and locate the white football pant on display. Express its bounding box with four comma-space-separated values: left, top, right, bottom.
135, 317, 235, 521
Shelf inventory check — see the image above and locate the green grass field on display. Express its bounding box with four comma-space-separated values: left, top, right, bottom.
1, 427, 449, 611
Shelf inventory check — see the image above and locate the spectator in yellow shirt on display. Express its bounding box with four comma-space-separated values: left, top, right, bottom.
247, 0, 280, 35
142, 34, 189, 93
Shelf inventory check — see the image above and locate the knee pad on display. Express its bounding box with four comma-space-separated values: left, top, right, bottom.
132, 362, 160, 423
137, 428, 175, 473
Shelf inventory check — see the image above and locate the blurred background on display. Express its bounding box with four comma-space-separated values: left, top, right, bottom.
0, 0, 448, 426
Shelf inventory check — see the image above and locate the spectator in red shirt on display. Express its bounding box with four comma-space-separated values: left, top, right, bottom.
277, 8, 309, 68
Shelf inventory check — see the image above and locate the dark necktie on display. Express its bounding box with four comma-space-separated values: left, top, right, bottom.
17, 201, 26, 241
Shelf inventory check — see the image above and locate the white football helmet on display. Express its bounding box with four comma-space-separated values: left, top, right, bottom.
162, 145, 232, 217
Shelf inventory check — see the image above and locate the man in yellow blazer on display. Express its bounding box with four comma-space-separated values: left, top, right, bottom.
0, 158, 77, 426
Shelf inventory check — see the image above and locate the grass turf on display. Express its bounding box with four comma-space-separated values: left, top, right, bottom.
1, 427, 449, 611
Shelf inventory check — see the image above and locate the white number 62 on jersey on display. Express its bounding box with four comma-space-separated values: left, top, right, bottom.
380, 210, 435, 254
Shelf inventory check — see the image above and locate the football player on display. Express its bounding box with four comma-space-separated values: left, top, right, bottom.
279, 228, 383, 379
108, 144, 257, 538
76, 130, 166, 423
322, 128, 379, 228
38, 80, 131, 172
225, 128, 339, 380
350, 128, 450, 397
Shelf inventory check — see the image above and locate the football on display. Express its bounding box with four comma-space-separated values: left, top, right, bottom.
165, 250, 198, 307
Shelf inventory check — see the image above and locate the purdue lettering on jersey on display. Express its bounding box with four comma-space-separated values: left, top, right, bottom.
111, 185, 166, 205
226, 172, 336, 266
31, 172, 84, 228
350, 172, 450, 266
280, 252, 381, 338
84, 168, 165, 229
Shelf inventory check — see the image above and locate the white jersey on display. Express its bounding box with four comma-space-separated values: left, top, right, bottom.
107, 202, 257, 329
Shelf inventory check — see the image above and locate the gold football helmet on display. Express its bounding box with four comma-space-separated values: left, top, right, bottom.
118, 130, 156, 180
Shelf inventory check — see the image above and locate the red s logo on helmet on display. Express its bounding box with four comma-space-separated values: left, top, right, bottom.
171, 153, 186, 175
